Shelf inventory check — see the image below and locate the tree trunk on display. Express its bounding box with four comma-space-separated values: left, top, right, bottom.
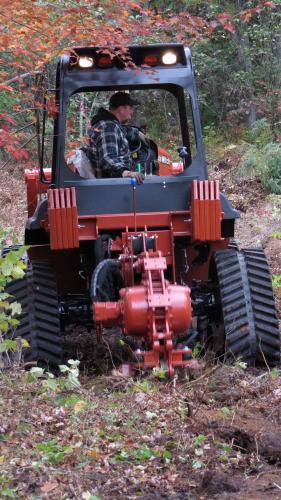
233, 0, 257, 128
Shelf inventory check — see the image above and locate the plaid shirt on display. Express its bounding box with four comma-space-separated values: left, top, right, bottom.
88, 111, 133, 178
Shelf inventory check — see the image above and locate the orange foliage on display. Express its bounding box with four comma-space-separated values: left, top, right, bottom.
0, 0, 276, 163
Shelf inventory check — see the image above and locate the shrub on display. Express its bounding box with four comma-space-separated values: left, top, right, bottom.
260, 147, 281, 194
0, 229, 27, 366
247, 118, 273, 146
237, 140, 281, 194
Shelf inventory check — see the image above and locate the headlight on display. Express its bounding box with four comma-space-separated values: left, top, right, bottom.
162, 52, 177, 65
78, 57, 94, 68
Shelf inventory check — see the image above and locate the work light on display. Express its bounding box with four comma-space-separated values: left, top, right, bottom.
162, 52, 177, 65
78, 56, 94, 68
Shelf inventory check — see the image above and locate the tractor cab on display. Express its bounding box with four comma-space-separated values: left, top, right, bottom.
26, 43, 238, 238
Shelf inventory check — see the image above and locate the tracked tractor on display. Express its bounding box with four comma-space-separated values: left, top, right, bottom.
5, 44, 280, 376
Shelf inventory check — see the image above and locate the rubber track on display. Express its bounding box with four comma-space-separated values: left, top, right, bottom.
214, 250, 256, 364
214, 249, 280, 366
5, 261, 63, 366
228, 239, 239, 251
243, 248, 280, 365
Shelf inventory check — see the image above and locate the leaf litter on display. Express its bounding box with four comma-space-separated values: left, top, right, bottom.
0, 158, 281, 499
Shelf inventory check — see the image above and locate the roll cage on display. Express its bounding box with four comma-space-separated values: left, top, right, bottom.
37, 44, 238, 222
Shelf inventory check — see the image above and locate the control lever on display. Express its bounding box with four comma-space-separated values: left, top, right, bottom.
131, 177, 137, 232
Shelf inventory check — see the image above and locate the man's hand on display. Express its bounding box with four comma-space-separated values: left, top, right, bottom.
122, 170, 144, 184
138, 131, 150, 147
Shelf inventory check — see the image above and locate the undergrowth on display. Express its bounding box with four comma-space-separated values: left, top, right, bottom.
205, 119, 281, 195
0, 229, 28, 367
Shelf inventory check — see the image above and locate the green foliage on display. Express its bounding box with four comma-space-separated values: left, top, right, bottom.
192, 342, 202, 359
247, 119, 272, 145
0, 338, 28, 354
272, 275, 281, 288
1, 487, 17, 498
129, 379, 156, 394
260, 150, 281, 194
152, 367, 166, 380
234, 357, 247, 370
162, 449, 172, 464
111, 443, 171, 465
27, 360, 81, 392
219, 442, 232, 462
191, 434, 206, 469
132, 444, 158, 461
270, 367, 279, 379
272, 232, 281, 240
35, 439, 73, 464
0, 231, 28, 363
219, 406, 231, 418
236, 129, 281, 194
193, 434, 205, 448
81, 494, 101, 500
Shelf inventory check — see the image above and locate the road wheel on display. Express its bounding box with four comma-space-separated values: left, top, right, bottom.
91, 259, 123, 302
5, 260, 63, 366
214, 248, 280, 366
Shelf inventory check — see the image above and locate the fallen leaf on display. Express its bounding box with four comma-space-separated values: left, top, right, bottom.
74, 400, 87, 414
41, 481, 58, 494
88, 449, 100, 461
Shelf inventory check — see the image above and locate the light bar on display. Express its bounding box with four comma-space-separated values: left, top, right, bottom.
78, 56, 94, 68
162, 52, 177, 65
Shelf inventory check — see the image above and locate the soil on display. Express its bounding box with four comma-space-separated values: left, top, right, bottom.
0, 159, 281, 499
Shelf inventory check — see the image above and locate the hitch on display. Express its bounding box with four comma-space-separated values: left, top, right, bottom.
94, 234, 194, 377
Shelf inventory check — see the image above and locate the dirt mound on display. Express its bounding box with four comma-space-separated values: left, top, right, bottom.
226, 177, 267, 212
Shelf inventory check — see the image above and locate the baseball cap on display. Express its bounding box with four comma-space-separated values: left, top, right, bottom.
109, 92, 140, 109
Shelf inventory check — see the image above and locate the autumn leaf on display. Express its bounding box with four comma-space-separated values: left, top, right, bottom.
0, 113, 17, 126
87, 449, 100, 461
223, 22, 235, 33
0, 84, 13, 92
41, 482, 58, 494
74, 400, 87, 414
11, 149, 29, 161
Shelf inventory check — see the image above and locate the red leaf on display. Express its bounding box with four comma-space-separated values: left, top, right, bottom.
241, 10, 253, 22
0, 113, 17, 126
223, 22, 235, 33
0, 84, 13, 92
217, 12, 232, 21
11, 149, 29, 161
2, 124, 11, 132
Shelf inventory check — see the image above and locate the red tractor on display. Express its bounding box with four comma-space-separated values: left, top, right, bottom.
6, 44, 280, 376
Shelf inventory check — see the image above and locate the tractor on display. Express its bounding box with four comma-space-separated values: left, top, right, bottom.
5, 44, 280, 376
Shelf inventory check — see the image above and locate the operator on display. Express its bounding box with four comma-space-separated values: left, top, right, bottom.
88, 92, 144, 184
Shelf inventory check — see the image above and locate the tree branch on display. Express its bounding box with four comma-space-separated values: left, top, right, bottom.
1, 71, 42, 87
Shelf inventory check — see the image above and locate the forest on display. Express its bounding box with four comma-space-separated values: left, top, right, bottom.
0, 1, 281, 499
0, 0, 280, 191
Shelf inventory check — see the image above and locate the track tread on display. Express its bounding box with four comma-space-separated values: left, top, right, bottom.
214, 248, 280, 366
214, 250, 255, 363
5, 259, 63, 366
243, 248, 280, 365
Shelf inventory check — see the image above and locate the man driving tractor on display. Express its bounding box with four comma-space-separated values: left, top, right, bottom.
88, 92, 145, 184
